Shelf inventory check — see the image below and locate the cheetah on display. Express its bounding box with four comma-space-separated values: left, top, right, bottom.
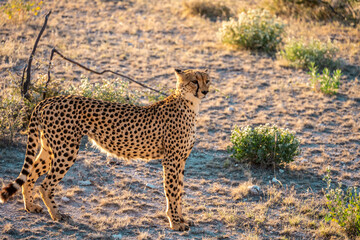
0, 69, 210, 231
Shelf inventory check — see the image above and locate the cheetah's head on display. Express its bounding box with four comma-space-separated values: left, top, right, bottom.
174, 69, 210, 100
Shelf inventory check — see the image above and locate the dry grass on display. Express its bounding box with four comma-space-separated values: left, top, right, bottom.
230, 180, 253, 200
1, 223, 14, 234
182, 0, 232, 21
316, 221, 346, 239
263, 0, 360, 25
282, 191, 296, 206
265, 185, 283, 207
217, 207, 241, 226
136, 230, 152, 240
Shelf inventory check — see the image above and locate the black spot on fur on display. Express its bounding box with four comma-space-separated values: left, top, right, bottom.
25, 157, 33, 165
15, 178, 25, 186
22, 169, 29, 175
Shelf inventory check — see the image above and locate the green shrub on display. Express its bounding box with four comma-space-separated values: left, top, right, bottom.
182, 0, 232, 21
1, 0, 43, 22
0, 93, 26, 143
228, 124, 300, 166
28, 75, 144, 106
324, 169, 360, 237
142, 85, 170, 104
279, 39, 338, 70
63, 76, 140, 105
308, 62, 341, 95
0, 74, 63, 143
218, 9, 285, 53
24, 74, 63, 119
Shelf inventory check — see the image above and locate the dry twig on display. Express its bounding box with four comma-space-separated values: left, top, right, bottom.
21, 11, 51, 100
46, 48, 168, 97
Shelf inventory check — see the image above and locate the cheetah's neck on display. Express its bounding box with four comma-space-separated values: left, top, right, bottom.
182, 92, 201, 115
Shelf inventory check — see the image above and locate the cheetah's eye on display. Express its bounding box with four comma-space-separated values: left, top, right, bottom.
192, 80, 198, 84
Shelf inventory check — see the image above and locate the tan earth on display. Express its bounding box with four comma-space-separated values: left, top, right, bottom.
0, 0, 359, 239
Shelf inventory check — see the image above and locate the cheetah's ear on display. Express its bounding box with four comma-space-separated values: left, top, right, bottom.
174, 69, 183, 74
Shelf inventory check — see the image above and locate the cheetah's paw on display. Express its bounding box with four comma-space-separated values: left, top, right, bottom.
52, 212, 71, 222
171, 222, 190, 231
25, 204, 43, 213
182, 218, 194, 226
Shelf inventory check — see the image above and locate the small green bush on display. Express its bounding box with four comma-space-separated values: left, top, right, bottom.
182, 0, 232, 21
324, 169, 360, 237
0, 74, 64, 143
228, 124, 300, 166
308, 62, 341, 95
64, 76, 140, 105
24, 74, 63, 118
218, 9, 285, 53
279, 39, 338, 70
142, 85, 170, 104
0, 93, 26, 143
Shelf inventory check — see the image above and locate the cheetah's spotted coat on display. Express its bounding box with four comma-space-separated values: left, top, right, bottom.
0, 69, 210, 231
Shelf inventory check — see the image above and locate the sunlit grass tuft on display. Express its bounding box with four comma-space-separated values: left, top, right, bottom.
263, 0, 360, 25
230, 180, 253, 200
182, 0, 232, 21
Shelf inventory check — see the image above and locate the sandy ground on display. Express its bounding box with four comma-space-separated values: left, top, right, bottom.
0, 0, 360, 239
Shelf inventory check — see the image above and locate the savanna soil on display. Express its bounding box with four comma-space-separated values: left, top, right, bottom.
0, 0, 359, 239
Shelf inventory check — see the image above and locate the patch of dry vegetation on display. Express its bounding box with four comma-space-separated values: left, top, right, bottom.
263, 0, 360, 25
0, 0, 43, 24
230, 180, 253, 200
182, 0, 232, 21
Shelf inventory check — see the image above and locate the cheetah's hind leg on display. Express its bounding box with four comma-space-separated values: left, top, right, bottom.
22, 143, 51, 213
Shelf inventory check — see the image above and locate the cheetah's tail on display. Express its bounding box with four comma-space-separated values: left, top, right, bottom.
0, 178, 26, 204
0, 101, 44, 204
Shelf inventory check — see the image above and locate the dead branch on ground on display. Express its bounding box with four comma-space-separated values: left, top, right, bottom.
21, 11, 51, 100
21, 11, 168, 102
46, 48, 168, 97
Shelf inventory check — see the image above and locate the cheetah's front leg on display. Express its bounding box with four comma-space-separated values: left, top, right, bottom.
162, 156, 189, 231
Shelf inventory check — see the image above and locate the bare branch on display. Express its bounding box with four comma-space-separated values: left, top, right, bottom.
319, 0, 346, 21
20, 64, 27, 89
21, 11, 52, 100
46, 48, 168, 97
